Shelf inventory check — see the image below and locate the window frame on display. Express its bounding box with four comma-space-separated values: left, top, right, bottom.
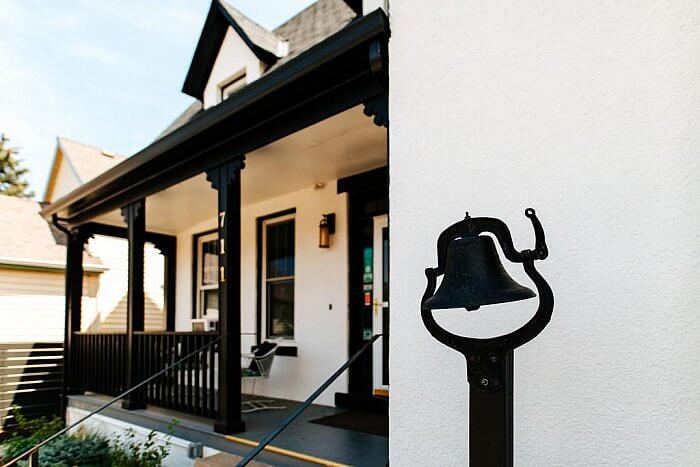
260, 212, 296, 343
218, 69, 247, 102
193, 230, 219, 320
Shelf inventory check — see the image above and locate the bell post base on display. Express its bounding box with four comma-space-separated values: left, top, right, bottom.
468, 349, 513, 467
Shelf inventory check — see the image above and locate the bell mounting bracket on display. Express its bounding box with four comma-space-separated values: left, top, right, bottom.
421, 208, 554, 391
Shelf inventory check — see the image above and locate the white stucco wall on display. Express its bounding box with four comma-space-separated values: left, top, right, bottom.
174, 181, 349, 406
389, 2, 700, 466
202, 27, 264, 109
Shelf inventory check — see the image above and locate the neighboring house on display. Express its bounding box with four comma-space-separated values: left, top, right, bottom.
37, 0, 699, 466
0, 195, 103, 343
44, 137, 166, 332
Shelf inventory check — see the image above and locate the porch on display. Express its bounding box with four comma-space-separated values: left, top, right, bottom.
41, 12, 390, 458
67, 392, 388, 466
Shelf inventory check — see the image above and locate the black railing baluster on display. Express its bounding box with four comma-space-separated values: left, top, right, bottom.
194, 334, 201, 415
4, 336, 222, 467
209, 339, 216, 415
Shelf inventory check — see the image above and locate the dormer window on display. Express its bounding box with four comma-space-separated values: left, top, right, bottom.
219, 70, 247, 102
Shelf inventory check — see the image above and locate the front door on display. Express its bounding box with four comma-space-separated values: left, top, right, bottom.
372, 215, 389, 396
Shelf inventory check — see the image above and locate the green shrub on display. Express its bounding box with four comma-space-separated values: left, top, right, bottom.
107, 427, 172, 467
38, 431, 110, 467
1, 408, 63, 461
1, 407, 176, 467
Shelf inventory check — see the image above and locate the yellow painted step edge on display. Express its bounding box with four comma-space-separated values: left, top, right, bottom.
224, 435, 351, 467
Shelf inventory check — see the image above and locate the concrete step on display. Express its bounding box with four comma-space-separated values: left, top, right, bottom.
194, 452, 271, 467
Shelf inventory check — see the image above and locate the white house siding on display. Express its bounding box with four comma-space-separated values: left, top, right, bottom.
0, 268, 98, 343
202, 27, 265, 110
84, 236, 165, 333
390, 2, 700, 466
174, 181, 348, 406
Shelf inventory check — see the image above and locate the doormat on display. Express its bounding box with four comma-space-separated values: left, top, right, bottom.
309, 410, 388, 437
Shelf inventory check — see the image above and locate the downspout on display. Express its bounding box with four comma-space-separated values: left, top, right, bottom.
51, 214, 73, 419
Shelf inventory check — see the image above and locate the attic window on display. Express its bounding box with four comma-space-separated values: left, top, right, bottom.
219, 70, 247, 102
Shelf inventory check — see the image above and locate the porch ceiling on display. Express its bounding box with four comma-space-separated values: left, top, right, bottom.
93, 105, 386, 233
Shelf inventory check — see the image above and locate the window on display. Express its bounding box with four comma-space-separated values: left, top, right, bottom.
196, 232, 219, 326
219, 70, 247, 102
262, 215, 295, 339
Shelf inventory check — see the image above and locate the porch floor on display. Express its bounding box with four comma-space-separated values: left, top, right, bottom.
68, 393, 388, 466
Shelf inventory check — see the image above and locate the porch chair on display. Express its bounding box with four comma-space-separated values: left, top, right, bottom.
241, 341, 287, 413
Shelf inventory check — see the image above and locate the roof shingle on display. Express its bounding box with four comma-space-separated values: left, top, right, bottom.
58, 137, 126, 184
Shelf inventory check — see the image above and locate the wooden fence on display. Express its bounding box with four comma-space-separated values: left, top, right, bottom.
0, 342, 63, 437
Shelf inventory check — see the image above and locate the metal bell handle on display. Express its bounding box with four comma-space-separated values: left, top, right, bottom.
421, 209, 554, 354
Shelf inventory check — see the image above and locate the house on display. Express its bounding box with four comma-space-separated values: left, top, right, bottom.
38, 0, 699, 465
0, 194, 105, 434
41, 0, 390, 464
44, 137, 167, 333
0, 195, 103, 343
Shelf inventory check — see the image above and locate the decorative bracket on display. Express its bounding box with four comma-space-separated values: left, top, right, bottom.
120, 199, 144, 224
363, 39, 389, 128
205, 156, 246, 191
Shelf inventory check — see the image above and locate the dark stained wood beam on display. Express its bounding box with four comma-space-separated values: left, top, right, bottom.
206, 158, 246, 434
121, 199, 147, 410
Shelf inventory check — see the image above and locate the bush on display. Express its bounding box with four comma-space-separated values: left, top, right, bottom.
1, 407, 176, 467
107, 427, 172, 467
1, 409, 63, 461
38, 431, 110, 466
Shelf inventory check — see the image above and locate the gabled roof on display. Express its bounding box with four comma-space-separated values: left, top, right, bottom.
169, 0, 356, 137
41, 9, 389, 226
0, 195, 102, 271
56, 137, 125, 183
45, 137, 125, 202
182, 0, 290, 100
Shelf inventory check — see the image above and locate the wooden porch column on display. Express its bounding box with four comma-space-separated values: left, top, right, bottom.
62, 227, 87, 412
121, 199, 146, 410
153, 237, 177, 332
206, 157, 245, 434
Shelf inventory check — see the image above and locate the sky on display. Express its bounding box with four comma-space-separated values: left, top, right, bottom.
0, 0, 316, 200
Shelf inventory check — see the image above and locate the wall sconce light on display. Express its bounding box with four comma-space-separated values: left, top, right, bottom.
421, 208, 554, 467
319, 213, 336, 248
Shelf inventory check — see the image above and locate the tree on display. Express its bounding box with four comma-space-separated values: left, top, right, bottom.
0, 133, 34, 198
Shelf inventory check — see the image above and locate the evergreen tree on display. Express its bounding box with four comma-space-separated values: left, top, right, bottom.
0, 133, 34, 198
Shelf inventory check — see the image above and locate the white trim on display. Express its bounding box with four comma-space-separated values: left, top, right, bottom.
195, 232, 219, 319
218, 68, 247, 102
372, 214, 389, 393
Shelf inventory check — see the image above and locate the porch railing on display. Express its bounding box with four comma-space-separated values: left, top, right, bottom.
72, 332, 219, 417
3, 336, 222, 467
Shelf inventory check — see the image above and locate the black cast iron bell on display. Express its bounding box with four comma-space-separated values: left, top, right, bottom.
423, 235, 535, 311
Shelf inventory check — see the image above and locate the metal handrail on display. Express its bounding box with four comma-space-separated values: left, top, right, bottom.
2, 335, 224, 467
237, 334, 383, 466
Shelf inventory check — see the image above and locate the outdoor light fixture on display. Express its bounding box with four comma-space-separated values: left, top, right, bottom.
318, 213, 336, 248
421, 208, 553, 467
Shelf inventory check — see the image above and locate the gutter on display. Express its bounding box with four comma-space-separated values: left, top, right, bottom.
40, 10, 389, 226
0, 257, 106, 273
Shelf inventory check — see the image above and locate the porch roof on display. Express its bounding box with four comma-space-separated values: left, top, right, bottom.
41, 10, 389, 228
